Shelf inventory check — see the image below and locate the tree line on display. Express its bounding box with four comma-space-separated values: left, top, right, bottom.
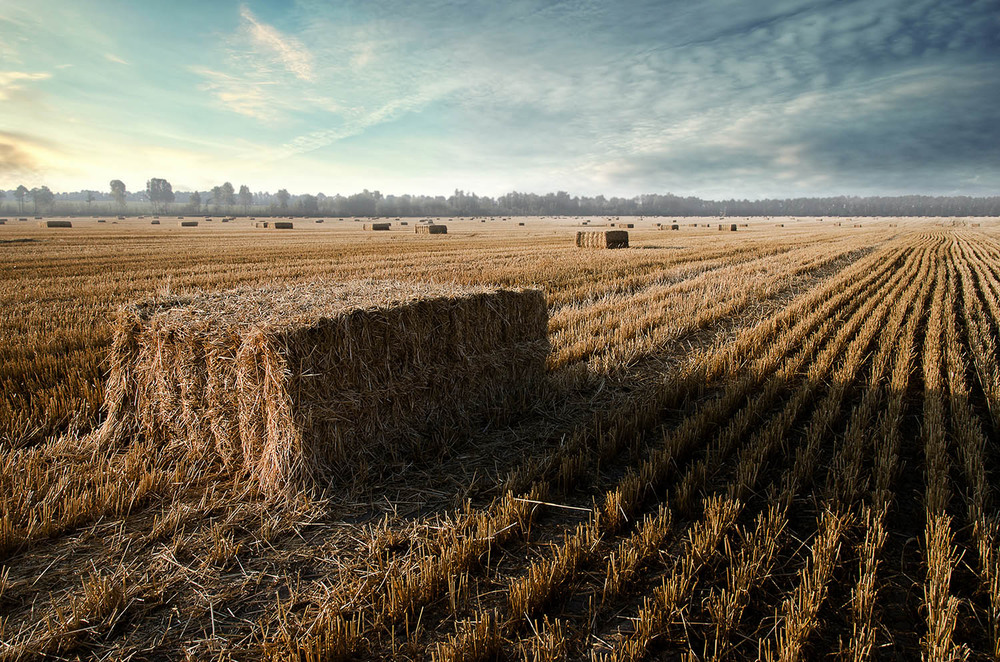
2, 180, 999, 217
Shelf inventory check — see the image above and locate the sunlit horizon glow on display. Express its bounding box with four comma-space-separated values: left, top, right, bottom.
1, 0, 998, 198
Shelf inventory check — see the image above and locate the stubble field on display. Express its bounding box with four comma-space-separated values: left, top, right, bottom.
0, 215, 997, 660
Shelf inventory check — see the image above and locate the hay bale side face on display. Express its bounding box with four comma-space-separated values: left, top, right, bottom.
40, 220, 72, 228
274, 222, 294, 229
364, 223, 391, 231
180, 221, 199, 227
255, 221, 269, 228
100, 281, 548, 496
415, 224, 447, 234
576, 230, 628, 248
150, 220, 161, 225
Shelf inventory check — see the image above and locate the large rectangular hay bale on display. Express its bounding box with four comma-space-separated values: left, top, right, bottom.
365, 222, 391, 231
255, 221, 269, 228
180, 220, 199, 227
415, 224, 447, 234
100, 280, 548, 495
575, 230, 628, 249
274, 221, 294, 229
40, 220, 72, 228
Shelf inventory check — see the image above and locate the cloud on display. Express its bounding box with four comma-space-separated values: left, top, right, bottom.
0, 131, 59, 179
239, 5, 315, 82
0, 70, 50, 100
104, 53, 129, 65
190, 66, 281, 121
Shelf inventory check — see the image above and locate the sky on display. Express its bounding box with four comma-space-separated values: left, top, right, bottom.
1, 0, 998, 198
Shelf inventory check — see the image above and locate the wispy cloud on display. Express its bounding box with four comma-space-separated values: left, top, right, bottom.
0, 70, 51, 100
104, 53, 129, 65
190, 66, 281, 121
239, 5, 315, 82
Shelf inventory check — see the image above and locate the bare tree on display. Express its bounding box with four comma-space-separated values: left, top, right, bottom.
146, 178, 175, 213
110, 180, 127, 211
220, 182, 235, 213
276, 188, 290, 211
15, 185, 28, 214
238, 184, 252, 216
30, 186, 54, 215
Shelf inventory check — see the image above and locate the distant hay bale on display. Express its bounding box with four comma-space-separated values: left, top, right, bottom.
776, 223, 784, 227
416, 224, 447, 234
98, 219, 106, 223
518, 222, 525, 226
719, 224, 738, 231
575, 230, 628, 249
274, 221, 294, 229
0, 220, 5, 225
34, 216, 42, 220
255, 221, 270, 228
99, 280, 549, 496
180, 220, 199, 227
971, 222, 981, 228
117, 216, 125, 220
39, 220, 72, 228
671, 224, 679, 230
365, 223, 391, 231
177, 216, 185, 219
18, 218, 27, 222
151, 220, 161, 225
220, 219, 229, 223
853, 223, 862, 228
888, 223, 898, 227
623, 223, 634, 228
316, 219, 325, 223
399, 221, 408, 226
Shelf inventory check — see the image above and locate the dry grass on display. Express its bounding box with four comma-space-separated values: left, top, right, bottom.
1, 217, 999, 658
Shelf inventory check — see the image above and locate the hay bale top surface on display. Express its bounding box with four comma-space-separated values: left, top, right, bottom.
124, 280, 528, 333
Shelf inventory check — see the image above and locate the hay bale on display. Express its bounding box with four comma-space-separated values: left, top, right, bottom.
34, 216, 42, 220
274, 221, 294, 229
718, 224, 737, 231
415, 224, 447, 234
671, 224, 679, 230
255, 221, 270, 228
39, 220, 72, 228
971, 223, 981, 228
0, 220, 5, 225
117, 216, 125, 220
575, 230, 628, 249
399, 221, 408, 226
98, 219, 106, 223
18, 218, 27, 222
365, 223, 391, 231
99, 280, 549, 495
518, 222, 525, 226
180, 220, 199, 227
151, 220, 161, 225
623, 223, 634, 228
316, 219, 325, 223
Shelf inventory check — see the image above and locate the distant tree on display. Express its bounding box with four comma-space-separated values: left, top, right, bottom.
146, 178, 175, 213
187, 191, 202, 213
0, 189, 5, 212
110, 180, 127, 211
15, 185, 28, 213
211, 186, 223, 211
85, 191, 95, 208
276, 188, 290, 210
30, 186, 54, 214
238, 184, 252, 215
220, 182, 235, 212
297, 193, 318, 215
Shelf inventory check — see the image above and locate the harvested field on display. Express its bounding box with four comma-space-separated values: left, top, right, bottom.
1, 218, 1000, 659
